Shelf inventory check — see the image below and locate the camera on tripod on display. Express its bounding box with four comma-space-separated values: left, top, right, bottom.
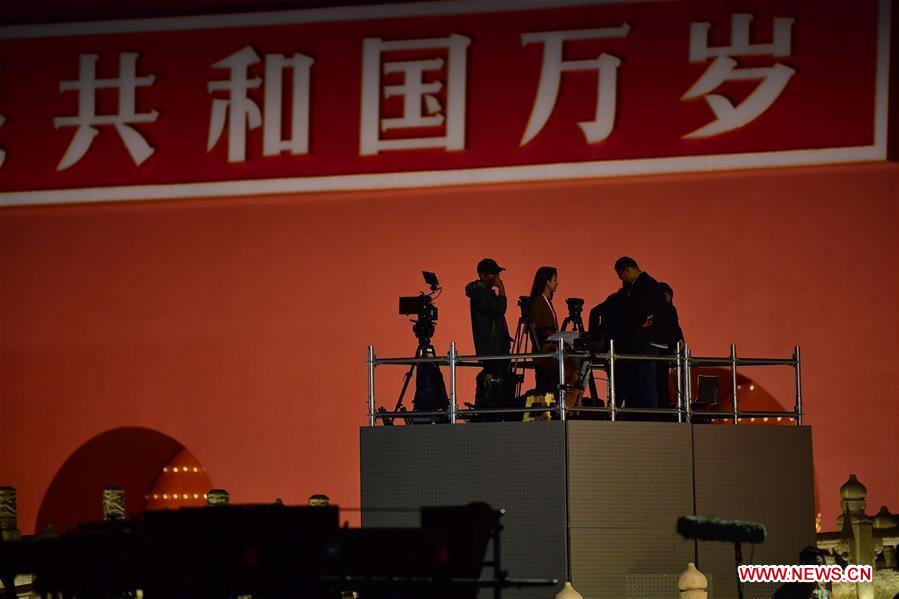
563, 296, 606, 351
565, 297, 585, 319
384, 271, 448, 425
398, 294, 438, 322
398, 271, 440, 346
517, 295, 532, 320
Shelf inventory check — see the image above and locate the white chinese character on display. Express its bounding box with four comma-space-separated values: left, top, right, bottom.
520, 25, 630, 147
53, 53, 158, 171
207, 46, 313, 163
360, 34, 470, 156
682, 14, 795, 138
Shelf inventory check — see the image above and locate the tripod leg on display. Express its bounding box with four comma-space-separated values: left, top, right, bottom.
512, 320, 527, 397
517, 333, 532, 398
380, 364, 415, 425
395, 364, 415, 411
587, 363, 600, 403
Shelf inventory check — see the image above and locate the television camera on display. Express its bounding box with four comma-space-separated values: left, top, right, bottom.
383, 271, 448, 424
398, 271, 440, 347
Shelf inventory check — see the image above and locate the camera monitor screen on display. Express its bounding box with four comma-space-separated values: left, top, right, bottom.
422, 271, 439, 287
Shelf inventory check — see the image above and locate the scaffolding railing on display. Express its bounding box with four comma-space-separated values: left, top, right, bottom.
366, 341, 802, 426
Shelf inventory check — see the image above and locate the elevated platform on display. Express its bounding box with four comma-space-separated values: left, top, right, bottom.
360, 421, 815, 599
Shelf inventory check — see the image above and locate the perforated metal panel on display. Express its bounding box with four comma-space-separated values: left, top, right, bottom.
567, 421, 695, 598
360, 422, 568, 599
693, 425, 815, 599
570, 528, 695, 598
567, 421, 694, 528
625, 573, 713, 598
360, 422, 814, 599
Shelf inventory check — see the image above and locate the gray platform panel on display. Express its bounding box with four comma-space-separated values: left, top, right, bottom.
693, 425, 816, 599
625, 573, 714, 599
360, 422, 814, 599
360, 422, 568, 598
568, 421, 695, 598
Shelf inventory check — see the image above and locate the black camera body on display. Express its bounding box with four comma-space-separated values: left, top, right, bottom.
517, 295, 532, 320
565, 297, 585, 317
398, 272, 441, 347
398, 295, 438, 322
574, 330, 609, 354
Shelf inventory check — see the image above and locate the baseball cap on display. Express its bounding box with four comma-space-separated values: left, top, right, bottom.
477, 258, 505, 275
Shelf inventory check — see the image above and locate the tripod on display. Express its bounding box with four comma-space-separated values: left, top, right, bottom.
381, 319, 449, 425
511, 296, 539, 397
560, 307, 601, 404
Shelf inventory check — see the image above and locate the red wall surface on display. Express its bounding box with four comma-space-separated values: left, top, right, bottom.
2, 161, 898, 534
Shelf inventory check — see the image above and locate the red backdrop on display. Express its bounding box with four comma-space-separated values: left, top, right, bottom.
1, 0, 898, 537
1, 161, 897, 533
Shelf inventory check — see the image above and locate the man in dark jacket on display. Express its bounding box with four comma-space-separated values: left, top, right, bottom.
614, 256, 669, 412
465, 258, 511, 374
589, 287, 627, 346
465, 258, 513, 416
589, 287, 628, 403
655, 282, 685, 408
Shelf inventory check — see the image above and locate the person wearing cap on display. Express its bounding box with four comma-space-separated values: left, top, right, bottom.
465, 258, 512, 384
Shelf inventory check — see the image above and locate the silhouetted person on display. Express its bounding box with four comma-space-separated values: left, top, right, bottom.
589, 287, 628, 401
614, 256, 669, 413
529, 266, 560, 394
466, 258, 512, 414
655, 281, 685, 409
772, 546, 830, 598
588, 287, 628, 346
